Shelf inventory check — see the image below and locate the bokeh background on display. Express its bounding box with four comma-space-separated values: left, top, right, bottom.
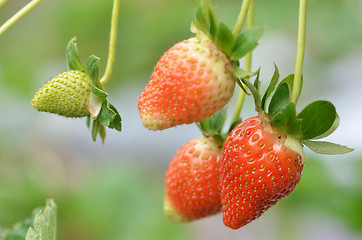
1, 0, 362, 239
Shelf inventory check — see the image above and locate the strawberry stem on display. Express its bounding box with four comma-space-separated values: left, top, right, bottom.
100, 0, 121, 87
292, 0, 308, 104
0, 0, 43, 36
232, 0, 252, 38
231, 0, 255, 124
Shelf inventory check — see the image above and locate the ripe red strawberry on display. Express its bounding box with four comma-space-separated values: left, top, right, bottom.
138, 36, 236, 130
221, 115, 304, 229
32, 70, 92, 117
164, 136, 223, 222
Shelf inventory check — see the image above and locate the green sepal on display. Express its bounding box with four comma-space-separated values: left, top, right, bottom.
297, 100, 338, 140
302, 140, 354, 155
108, 104, 122, 131
195, 0, 211, 37
66, 37, 85, 71
271, 102, 302, 137
235, 78, 249, 95
99, 101, 117, 127
197, 107, 227, 145
86, 115, 91, 128
240, 77, 262, 111
230, 26, 264, 61
261, 63, 279, 110
215, 22, 234, 57
253, 68, 261, 91
91, 118, 101, 142
208, 5, 217, 38
313, 113, 340, 139
86, 55, 101, 87
91, 86, 108, 99
87, 92, 103, 119
233, 64, 257, 79
268, 82, 291, 117
279, 74, 302, 99
99, 125, 106, 144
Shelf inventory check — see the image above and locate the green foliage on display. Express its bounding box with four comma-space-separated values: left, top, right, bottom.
66, 38, 85, 72
197, 107, 228, 145
297, 100, 337, 139
194, 0, 263, 60
25, 200, 57, 240
65, 37, 122, 142
0, 200, 56, 240
302, 140, 353, 155
261, 64, 279, 110
230, 26, 265, 61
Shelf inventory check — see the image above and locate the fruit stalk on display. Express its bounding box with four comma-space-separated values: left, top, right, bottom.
0, 0, 43, 36
232, 0, 252, 37
231, 0, 255, 124
100, 0, 121, 86
292, 0, 308, 104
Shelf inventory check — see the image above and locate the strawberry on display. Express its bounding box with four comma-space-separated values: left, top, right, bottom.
32, 70, 92, 117
164, 136, 223, 222
138, 36, 236, 130
221, 114, 304, 229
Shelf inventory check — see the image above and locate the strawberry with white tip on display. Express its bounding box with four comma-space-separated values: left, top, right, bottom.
138, 0, 264, 130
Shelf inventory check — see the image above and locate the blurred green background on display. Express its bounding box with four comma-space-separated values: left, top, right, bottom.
0, 0, 362, 239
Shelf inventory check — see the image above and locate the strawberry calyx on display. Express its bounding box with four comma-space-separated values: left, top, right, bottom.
196, 108, 228, 147
193, 0, 264, 79
66, 37, 122, 142
238, 64, 353, 155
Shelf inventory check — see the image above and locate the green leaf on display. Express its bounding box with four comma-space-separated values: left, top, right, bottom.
25, 199, 57, 240
297, 100, 337, 139
66, 37, 85, 71
230, 26, 264, 61
268, 82, 291, 117
208, 6, 217, 38
215, 23, 234, 57
86, 55, 101, 86
195, 0, 210, 35
108, 104, 122, 131
313, 113, 340, 139
87, 92, 103, 119
99, 125, 106, 144
279, 74, 302, 99
302, 140, 354, 155
86, 115, 91, 128
253, 68, 261, 91
91, 119, 101, 142
99, 101, 117, 127
198, 107, 227, 145
271, 102, 302, 137
232, 64, 257, 79
91, 86, 108, 99
261, 63, 280, 110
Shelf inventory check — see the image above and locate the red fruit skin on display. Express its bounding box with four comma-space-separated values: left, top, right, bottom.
221, 116, 304, 229
138, 37, 235, 130
165, 137, 223, 221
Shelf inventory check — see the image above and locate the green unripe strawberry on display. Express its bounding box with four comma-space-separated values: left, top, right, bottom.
32, 70, 92, 117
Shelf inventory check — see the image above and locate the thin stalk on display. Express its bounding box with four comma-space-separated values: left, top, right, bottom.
232, 0, 252, 37
231, 0, 254, 124
0, 0, 43, 36
100, 0, 121, 86
292, 0, 308, 104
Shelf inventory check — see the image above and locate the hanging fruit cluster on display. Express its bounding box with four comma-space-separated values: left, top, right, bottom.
138, 0, 353, 229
